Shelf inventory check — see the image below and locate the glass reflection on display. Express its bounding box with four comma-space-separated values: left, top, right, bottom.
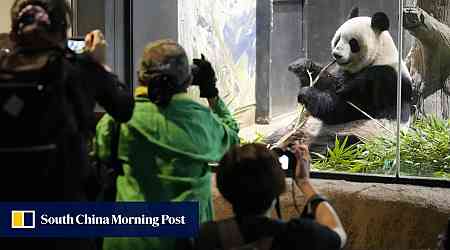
401, 0, 450, 179
276, 1, 403, 176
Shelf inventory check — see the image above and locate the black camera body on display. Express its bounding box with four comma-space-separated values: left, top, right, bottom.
19, 14, 36, 26
190, 64, 200, 84
272, 147, 297, 174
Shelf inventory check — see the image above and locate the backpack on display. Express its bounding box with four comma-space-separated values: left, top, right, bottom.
0, 45, 72, 201
197, 218, 275, 250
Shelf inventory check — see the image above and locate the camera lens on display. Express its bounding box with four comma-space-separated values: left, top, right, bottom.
20, 15, 35, 25
191, 64, 199, 75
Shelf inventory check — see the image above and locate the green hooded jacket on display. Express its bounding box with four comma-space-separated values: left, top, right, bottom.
95, 93, 239, 250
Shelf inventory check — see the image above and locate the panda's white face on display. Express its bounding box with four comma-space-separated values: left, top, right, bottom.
331, 17, 379, 74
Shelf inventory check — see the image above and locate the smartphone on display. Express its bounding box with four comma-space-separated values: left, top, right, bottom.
67, 37, 86, 54
272, 147, 296, 171
279, 155, 290, 170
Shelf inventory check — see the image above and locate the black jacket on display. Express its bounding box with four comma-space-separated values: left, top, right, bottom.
0, 34, 134, 250
1, 38, 134, 201
55, 51, 135, 201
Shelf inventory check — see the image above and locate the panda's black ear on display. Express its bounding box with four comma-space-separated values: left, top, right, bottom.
372, 12, 390, 32
348, 7, 359, 19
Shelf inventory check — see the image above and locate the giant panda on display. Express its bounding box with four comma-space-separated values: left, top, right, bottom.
296, 8, 413, 125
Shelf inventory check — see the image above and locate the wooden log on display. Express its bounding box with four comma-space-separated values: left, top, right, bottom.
404, 7, 450, 106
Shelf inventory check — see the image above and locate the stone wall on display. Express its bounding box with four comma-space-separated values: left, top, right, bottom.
212, 176, 450, 250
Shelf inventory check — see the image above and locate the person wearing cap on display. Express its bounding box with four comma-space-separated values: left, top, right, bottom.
95, 39, 240, 250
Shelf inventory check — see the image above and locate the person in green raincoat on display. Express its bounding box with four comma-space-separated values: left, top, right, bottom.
95, 39, 240, 250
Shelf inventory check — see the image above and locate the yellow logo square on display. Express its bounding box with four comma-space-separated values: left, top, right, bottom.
11, 210, 35, 229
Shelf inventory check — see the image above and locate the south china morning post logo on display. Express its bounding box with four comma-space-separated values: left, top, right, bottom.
11, 210, 35, 229
0, 202, 198, 237
39, 213, 187, 227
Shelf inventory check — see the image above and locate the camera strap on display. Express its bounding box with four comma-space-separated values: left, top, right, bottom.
275, 196, 282, 219
275, 154, 300, 220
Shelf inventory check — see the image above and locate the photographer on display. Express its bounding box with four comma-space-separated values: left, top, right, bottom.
194, 143, 347, 250
0, 0, 134, 199
95, 39, 240, 250
0, 1, 133, 249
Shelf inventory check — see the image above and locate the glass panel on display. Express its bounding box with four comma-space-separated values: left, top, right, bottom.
401, 0, 450, 180
178, 0, 257, 127
266, 0, 402, 177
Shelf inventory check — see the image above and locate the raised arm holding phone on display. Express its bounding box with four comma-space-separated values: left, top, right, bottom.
291, 143, 347, 248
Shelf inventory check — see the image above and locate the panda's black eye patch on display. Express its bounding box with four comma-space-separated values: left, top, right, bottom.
349, 38, 360, 53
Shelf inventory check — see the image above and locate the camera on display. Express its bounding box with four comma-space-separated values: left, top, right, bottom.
67, 37, 86, 54
271, 147, 297, 171
19, 14, 35, 26
191, 64, 200, 82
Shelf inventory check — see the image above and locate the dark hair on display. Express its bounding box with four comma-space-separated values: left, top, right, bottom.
11, 0, 71, 38
138, 39, 191, 107
217, 143, 286, 216
147, 74, 187, 107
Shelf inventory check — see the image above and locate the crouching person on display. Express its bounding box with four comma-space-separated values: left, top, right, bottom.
95, 39, 240, 250
193, 143, 347, 250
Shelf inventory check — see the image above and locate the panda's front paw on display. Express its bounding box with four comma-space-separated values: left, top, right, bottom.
297, 87, 311, 105
289, 58, 314, 86
288, 58, 313, 74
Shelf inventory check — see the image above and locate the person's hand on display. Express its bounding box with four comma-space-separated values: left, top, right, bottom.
192, 54, 218, 98
17, 5, 51, 34
290, 142, 317, 199
291, 142, 311, 181
84, 30, 107, 65
14, 4, 53, 47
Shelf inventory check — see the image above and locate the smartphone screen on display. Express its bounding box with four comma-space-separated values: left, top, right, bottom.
67, 38, 85, 54
279, 155, 290, 170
